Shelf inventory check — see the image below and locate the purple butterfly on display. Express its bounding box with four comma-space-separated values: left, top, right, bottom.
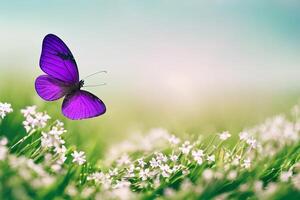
35, 34, 106, 120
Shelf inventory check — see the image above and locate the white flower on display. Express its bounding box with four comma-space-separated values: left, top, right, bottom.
239, 131, 249, 141
55, 120, 64, 127
41, 122, 66, 153
56, 154, 67, 165
227, 170, 237, 180
202, 169, 214, 181
109, 168, 118, 177
180, 179, 192, 190
50, 153, 67, 172
164, 188, 175, 197
192, 150, 205, 165
232, 155, 241, 166
239, 183, 249, 192
71, 151, 86, 165
160, 164, 172, 178
23, 115, 35, 132
161, 171, 170, 178
179, 141, 193, 155
242, 158, 251, 169
66, 183, 78, 196
137, 158, 146, 168
49, 125, 67, 136
195, 157, 203, 165
125, 164, 135, 178
265, 182, 278, 194
168, 135, 180, 145
150, 157, 160, 168
155, 152, 168, 163
192, 149, 205, 158
172, 164, 181, 172
51, 163, 62, 172
54, 145, 67, 155
139, 168, 150, 180
0, 102, 13, 119
170, 154, 178, 162
207, 155, 215, 163
182, 169, 190, 175
34, 112, 51, 128
160, 164, 171, 172
280, 171, 293, 182
254, 180, 263, 192
21, 105, 37, 117
41, 131, 65, 149
246, 137, 257, 149
219, 131, 231, 141
0, 137, 8, 146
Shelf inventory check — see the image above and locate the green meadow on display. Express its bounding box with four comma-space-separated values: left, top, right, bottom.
1, 74, 300, 199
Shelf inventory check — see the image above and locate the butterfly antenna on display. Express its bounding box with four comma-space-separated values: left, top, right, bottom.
83, 70, 107, 80
83, 83, 107, 88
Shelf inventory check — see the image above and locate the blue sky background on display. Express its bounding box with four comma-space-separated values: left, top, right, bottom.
1, 0, 300, 104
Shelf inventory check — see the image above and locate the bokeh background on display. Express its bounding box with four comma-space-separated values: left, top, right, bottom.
1, 0, 300, 157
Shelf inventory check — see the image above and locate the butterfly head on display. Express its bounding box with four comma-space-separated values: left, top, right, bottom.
79, 80, 84, 88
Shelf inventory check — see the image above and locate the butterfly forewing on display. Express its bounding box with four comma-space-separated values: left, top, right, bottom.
62, 90, 106, 120
40, 34, 79, 84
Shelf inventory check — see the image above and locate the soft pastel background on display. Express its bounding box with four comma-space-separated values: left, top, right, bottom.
1, 0, 300, 155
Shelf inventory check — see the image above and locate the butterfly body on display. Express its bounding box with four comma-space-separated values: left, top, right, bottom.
67, 80, 84, 94
35, 34, 106, 120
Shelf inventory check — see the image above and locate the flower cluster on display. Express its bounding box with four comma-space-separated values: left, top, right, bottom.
41, 120, 68, 172
21, 105, 51, 132
8, 154, 55, 188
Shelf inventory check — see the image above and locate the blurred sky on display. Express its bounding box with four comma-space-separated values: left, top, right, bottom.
1, 0, 300, 104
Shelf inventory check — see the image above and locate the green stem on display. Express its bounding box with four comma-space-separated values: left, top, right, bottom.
231, 140, 241, 155
31, 146, 44, 159
17, 137, 41, 156
10, 130, 36, 150
208, 141, 223, 155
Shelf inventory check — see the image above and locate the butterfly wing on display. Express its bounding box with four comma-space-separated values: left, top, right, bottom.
40, 34, 79, 84
35, 75, 70, 101
62, 90, 106, 120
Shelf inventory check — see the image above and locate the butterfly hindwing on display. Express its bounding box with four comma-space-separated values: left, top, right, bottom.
35, 75, 69, 101
62, 90, 106, 120
40, 34, 79, 84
